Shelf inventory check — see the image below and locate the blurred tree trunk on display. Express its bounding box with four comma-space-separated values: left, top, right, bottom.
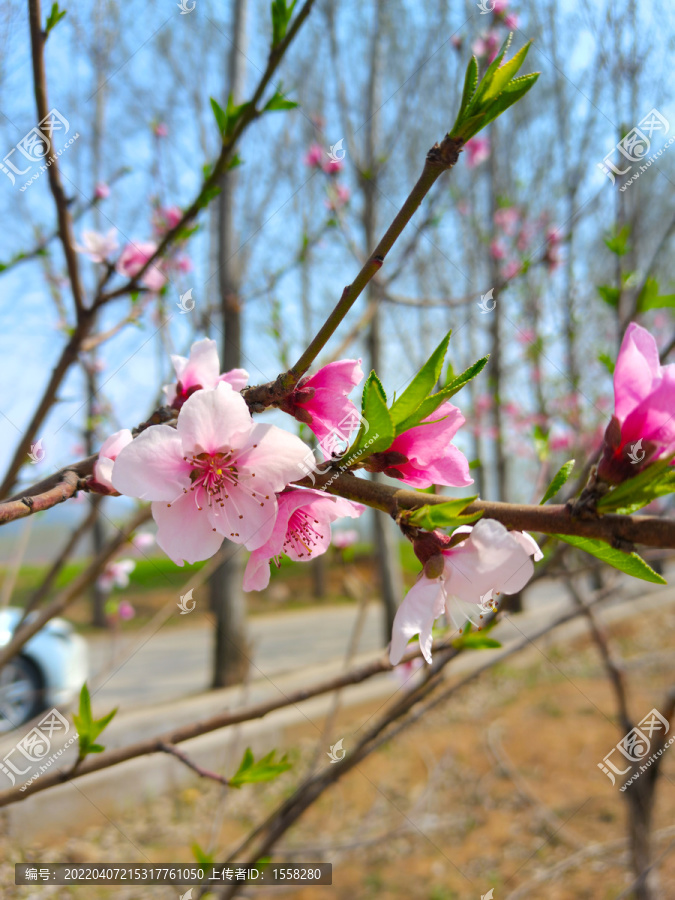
209, 0, 251, 688
88, 0, 110, 628
487, 123, 507, 504
361, 0, 402, 644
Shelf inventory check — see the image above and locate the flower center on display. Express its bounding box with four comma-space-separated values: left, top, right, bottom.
283, 510, 325, 559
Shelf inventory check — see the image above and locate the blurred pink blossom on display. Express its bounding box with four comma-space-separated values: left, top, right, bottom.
116, 241, 167, 291
490, 240, 506, 260
472, 31, 500, 62
494, 207, 520, 234
464, 136, 490, 168
118, 601, 136, 621
132, 532, 155, 552
333, 529, 359, 550
504, 13, 519, 28
503, 259, 521, 280
94, 183, 110, 200
516, 328, 536, 344
304, 143, 323, 167
153, 206, 183, 234
153, 122, 168, 138
98, 559, 135, 593
75, 228, 119, 264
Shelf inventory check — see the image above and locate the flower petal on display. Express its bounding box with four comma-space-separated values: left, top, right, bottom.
389, 577, 445, 665
151, 494, 224, 565
177, 382, 254, 453
236, 423, 312, 492
111, 425, 191, 500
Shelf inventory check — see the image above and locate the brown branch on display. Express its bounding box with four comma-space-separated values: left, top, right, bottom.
0, 469, 80, 524
28, 0, 85, 318
158, 742, 230, 787
97, 0, 318, 306
318, 473, 675, 550
214, 601, 598, 898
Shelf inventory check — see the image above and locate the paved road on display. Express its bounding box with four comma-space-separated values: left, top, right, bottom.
87, 563, 673, 713
88, 603, 387, 710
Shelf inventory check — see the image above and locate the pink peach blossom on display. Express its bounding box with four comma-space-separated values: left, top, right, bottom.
94, 183, 110, 199
284, 359, 364, 449
490, 240, 506, 260
118, 601, 136, 621
97, 559, 135, 593
153, 206, 183, 234
163, 338, 249, 410
304, 144, 323, 167
243, 489, 364, 591
91, 429, 134, 493
503, 259, 522, 280
154, 122, 168, 138
116, 241, 167, 292
504, 13, 519, 28
112, 383, 311, 565
494, 207, 520, 234
389, 520, 542, 664
464, 136, 490, 168
366, 401, 473, 489
333, 528, 359, 550
472, 31, 500, 62
322, 158, 343, 175
75, 228, 119, 263
598, 323, 675, 482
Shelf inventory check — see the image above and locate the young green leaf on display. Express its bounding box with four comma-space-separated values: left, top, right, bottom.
270, 0, 297, 47
637, 277, 675, 312
533, 424, 549, 462
210, 97, 228, 136
598, 352, 615, 375
555, 534, 666, 584
597, 285, 620, 308
453, 632, 502, 650
349, 372, 395, 459
604, 225, 630, 256
540, 459, 575, 504
451, 55, 479, 131
394, 355, 489, 435
597, 455, 675, 514
45, 2, 67, 37
405, 496, 482, 531
72, 683, 118, 761
264, 90, 299, 112
389, 331, 451, 427
229, 747, 292, 788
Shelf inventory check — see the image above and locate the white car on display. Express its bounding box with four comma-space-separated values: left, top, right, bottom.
0, 609, 88, 732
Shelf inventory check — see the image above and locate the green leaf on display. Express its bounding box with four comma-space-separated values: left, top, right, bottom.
449, 36, 538, 141
73, 683, 117, 761
270, 0, 297, 47
598, 285, 620, 308
348, 372, 395, 459
405, 496, 482, 532
598, 352, 615, 375
395, 356, 488, 434
264, 90, 298, 112
637, 277, 675, 312
210, 97, 228, 135
192, 843, 215, 867
555, 534, 666, 584
604, 225, 630, 256
230, 747, 292, 788
449, 55, 479, 135
482, 41, 531, 102
453, 632, 502, 650
540, 459, 575, 504
389, 332, 451, 428
45, 2, 66, 37
210, 94, 250, 138
597, 455, 675, 515
195, 184, 222, 212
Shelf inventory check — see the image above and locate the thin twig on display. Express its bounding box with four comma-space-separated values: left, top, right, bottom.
158, 742, 230, 787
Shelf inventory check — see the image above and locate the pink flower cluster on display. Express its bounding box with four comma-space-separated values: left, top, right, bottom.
304, 142, 350, 210
598, 323, 675, 483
